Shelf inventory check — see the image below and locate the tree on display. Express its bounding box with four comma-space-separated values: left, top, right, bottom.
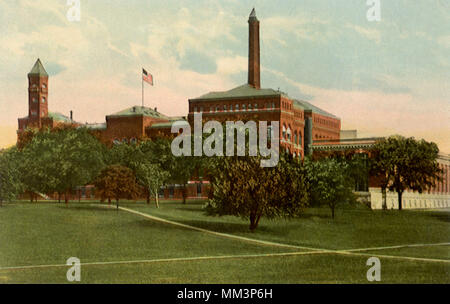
94, 165, 140, 209
0, 147, 23, 206
20, 126, 105, 204
135, 162, 169, 208
305, 157, 355, 219
140, 138, 199, 204
207, 153, 309, 231
370, 136, 442, 210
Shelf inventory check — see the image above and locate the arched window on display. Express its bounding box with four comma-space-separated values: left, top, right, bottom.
130, 138, 137, 145
194, 106, 198, 113
122, 138, 128, 144
32, 98, 37, 103
299, 133, 302, 147
248, 104, 252, 110
293, 152, 296, 158
42, 97, 46, 103
210, 106, 213, 112
42, 84, 46, 89
282, 125, 286, 140
236, 104, 239, 111
242, 104, 246, 111
113, 139, 121, 145
254, 103, 258, 109
216, 105, 220, 112
294, 132, 298, 145
287, 126, 292, 141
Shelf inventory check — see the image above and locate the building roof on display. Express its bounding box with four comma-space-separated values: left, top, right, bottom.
249, 8, 258, 21
294, 99, 339, 119
28, 59, 48, 77
149, 117, 189, 129
190, 84, 287, 101
48, 112, 71, 123
107, 106, 170, 119
84, 122, 107, 130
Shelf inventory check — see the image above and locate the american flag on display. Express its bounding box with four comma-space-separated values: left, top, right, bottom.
142, 68, 153, 85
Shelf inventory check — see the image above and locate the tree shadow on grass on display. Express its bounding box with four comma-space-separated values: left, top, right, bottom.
427, 213, 450, 223
55, 205, 116, 212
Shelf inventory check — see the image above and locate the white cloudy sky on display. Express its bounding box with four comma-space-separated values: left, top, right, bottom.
0, 0, 449, 152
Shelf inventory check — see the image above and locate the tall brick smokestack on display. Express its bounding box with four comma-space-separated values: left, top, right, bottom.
248, 8, 260, 89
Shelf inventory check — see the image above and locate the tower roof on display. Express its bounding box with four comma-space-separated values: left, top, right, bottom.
249, 8, 258, 21
28, 59, 48, 77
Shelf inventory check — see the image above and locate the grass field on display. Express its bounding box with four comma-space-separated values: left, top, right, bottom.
0, 200, 449, 283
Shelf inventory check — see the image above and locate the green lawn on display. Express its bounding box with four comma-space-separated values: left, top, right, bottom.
0, 200, 448, 283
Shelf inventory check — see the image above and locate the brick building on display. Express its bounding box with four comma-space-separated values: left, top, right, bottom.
188, 9, 340, 159
16, 9, 448, 208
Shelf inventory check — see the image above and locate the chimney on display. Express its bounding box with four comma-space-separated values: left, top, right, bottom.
70, 110, 73, 121
248, 8, 260, 89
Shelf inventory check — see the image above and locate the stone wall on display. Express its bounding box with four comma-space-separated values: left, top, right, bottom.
369, 187, 450, 210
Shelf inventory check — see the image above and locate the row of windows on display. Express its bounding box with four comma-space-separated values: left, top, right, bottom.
31, 83, 47, 89
192, 102, 279, 113
113, 137, 138, 145
30, 111, 45, 116
32, 97, 46, 103
314, 117, 338, 129
315, 134, 335, 140
282, 125, 302, 146
281, 101, 292, 110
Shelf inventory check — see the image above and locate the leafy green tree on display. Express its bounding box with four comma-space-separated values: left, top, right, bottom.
20, 126, 105, 204
370, 136, 442, 210
0, 147, 23, 206
135, 162, 169, 208
94, 165, 140, 209
140, 138, 199, 204
207, 153, 309, 231
305, 157, 355, 219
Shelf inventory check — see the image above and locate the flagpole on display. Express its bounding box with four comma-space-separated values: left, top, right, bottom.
142, 74, 144, 107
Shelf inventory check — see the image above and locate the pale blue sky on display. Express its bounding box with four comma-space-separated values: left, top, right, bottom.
0, 0, 449, 151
